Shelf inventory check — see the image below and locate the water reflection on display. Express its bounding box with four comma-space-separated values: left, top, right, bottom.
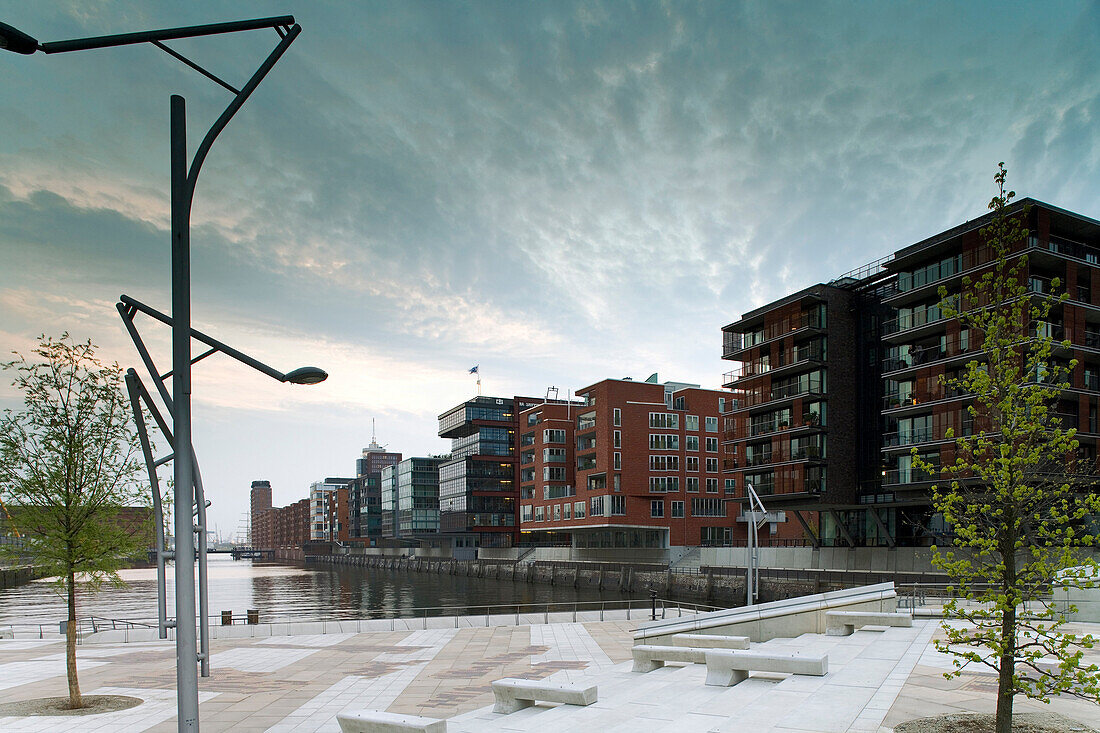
0, 554, 637, 625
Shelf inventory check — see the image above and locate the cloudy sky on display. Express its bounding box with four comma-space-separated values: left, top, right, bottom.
1, 1, 1098, 536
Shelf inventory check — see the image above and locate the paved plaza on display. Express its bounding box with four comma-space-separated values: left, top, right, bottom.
1, 618, 1098, 731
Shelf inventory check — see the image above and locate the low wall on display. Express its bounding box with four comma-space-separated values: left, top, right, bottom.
0, 566, 46, 589
633, 582, 899, 644
700, 546, 941, 573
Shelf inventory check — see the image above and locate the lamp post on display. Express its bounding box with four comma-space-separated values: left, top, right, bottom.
1, 16, 313, 732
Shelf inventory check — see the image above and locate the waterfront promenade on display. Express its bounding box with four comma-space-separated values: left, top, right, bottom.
1, 614, 1098, 731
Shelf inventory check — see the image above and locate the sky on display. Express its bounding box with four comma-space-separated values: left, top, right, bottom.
1, 1, 1098, 538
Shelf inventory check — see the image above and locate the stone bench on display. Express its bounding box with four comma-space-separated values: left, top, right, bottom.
671, 633, 750, 649
336, 710, 446, 733
704, 649, 828, 687
825, 610, 913, 636
631, 644, 707, 672
491, 677, 598, 714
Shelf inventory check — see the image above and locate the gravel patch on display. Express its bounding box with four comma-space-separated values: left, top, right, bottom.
0, 694, 143, 716
894, 712, 1097, 733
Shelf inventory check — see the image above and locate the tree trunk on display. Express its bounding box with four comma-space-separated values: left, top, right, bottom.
996, 602, 1015, 733
65, 569, 82, 709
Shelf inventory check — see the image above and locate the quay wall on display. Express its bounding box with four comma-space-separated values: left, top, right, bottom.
305, 554, 852, 605
0, 566, 47, 589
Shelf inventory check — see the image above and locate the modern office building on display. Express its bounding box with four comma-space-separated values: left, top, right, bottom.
380, 456, 448, 540
720, 198, 1100, 547
437, 396, 542, 549
349, 438, 401, 543
518, 377, 778, 549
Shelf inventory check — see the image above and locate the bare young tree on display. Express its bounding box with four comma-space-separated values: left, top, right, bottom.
0, 334, 148, 709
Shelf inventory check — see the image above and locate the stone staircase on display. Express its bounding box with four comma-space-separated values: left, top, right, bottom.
669, 547, 702, 573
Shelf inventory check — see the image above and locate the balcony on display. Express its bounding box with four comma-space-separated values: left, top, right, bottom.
882, 427, 936, 447
882, 307, 948, 337
723, 310, 826, 357
881, 468, 940, 486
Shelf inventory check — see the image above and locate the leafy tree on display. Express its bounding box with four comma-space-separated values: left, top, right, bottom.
0, 335, 149, 709
913, 164, 1100, 732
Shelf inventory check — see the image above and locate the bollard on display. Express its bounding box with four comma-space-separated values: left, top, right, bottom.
247, 609, 259, 625
650, 588, 658, 621
221, 611, 232, 626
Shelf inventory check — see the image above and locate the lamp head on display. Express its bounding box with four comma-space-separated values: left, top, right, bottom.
283, 366, 328, 385
0, 22, 39, 54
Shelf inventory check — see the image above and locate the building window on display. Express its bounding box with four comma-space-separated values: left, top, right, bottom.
671, 500, 685, 518
613, 408, 621, 426
686, 415, 699, 431
590, 496, 605, 517
544, 429, 566, 443
610, 495, 625, 515
553, 504, 561, 521
534, 506, 545, 522
527, 412, 540, 426
613, 430, 621, 448
706, 437, 718, 452
725, 479, 737, 492
649, 455, 680, 471
650, 476, 679, 493
706, 478, 719, 493
563, 502, 571, 520
705, 416, 718, 432
686, 477, 699, 493
719, 398, 725, 414
651, 500, 664, 518
574, 501, 585, 519
686, 435, 699, 451
649, 412, 680, 429
691, 498, 725, 517
686, 456, 699, 472
614, 452, 621, 469
649, 434, 680, 450
521, 505, 533, 522
544, 466, 567, 481
706, 457, 719, 473
613, 474, 621, 492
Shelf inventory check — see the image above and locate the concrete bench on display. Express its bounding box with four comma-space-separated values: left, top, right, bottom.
825, 610, 913, 636
491, 678, 597, 714
336, 710, 446, 733
631, 644, 707, 672
704, 650, 828, 687
671, 633, 749, 649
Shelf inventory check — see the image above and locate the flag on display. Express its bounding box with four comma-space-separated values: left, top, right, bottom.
468, 365, 479, 374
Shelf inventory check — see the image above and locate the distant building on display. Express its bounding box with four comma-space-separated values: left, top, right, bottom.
249, 480, 273, 548
437, 395, 543, 551
380, 457, 448, 540
349, 438, 401, 544
518, 377, 775, 551
309, 477, 355, 542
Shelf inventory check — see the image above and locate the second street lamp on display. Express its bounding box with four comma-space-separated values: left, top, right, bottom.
1, 15, 311, 732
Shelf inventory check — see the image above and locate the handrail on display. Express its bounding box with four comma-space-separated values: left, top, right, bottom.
2, 597, 730, 637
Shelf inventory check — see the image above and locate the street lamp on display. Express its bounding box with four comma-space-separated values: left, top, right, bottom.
2, 15, 311, 732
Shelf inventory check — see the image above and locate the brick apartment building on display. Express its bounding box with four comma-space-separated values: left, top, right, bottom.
721, 198, 1100, 547
249, 480, 310, 553
519, 377, 790, 549
309, 477, 355, 542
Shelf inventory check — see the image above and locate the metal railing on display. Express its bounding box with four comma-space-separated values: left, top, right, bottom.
4, 598, 730, 639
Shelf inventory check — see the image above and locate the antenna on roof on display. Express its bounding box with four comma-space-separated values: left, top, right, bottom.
546, 386, 558, 402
